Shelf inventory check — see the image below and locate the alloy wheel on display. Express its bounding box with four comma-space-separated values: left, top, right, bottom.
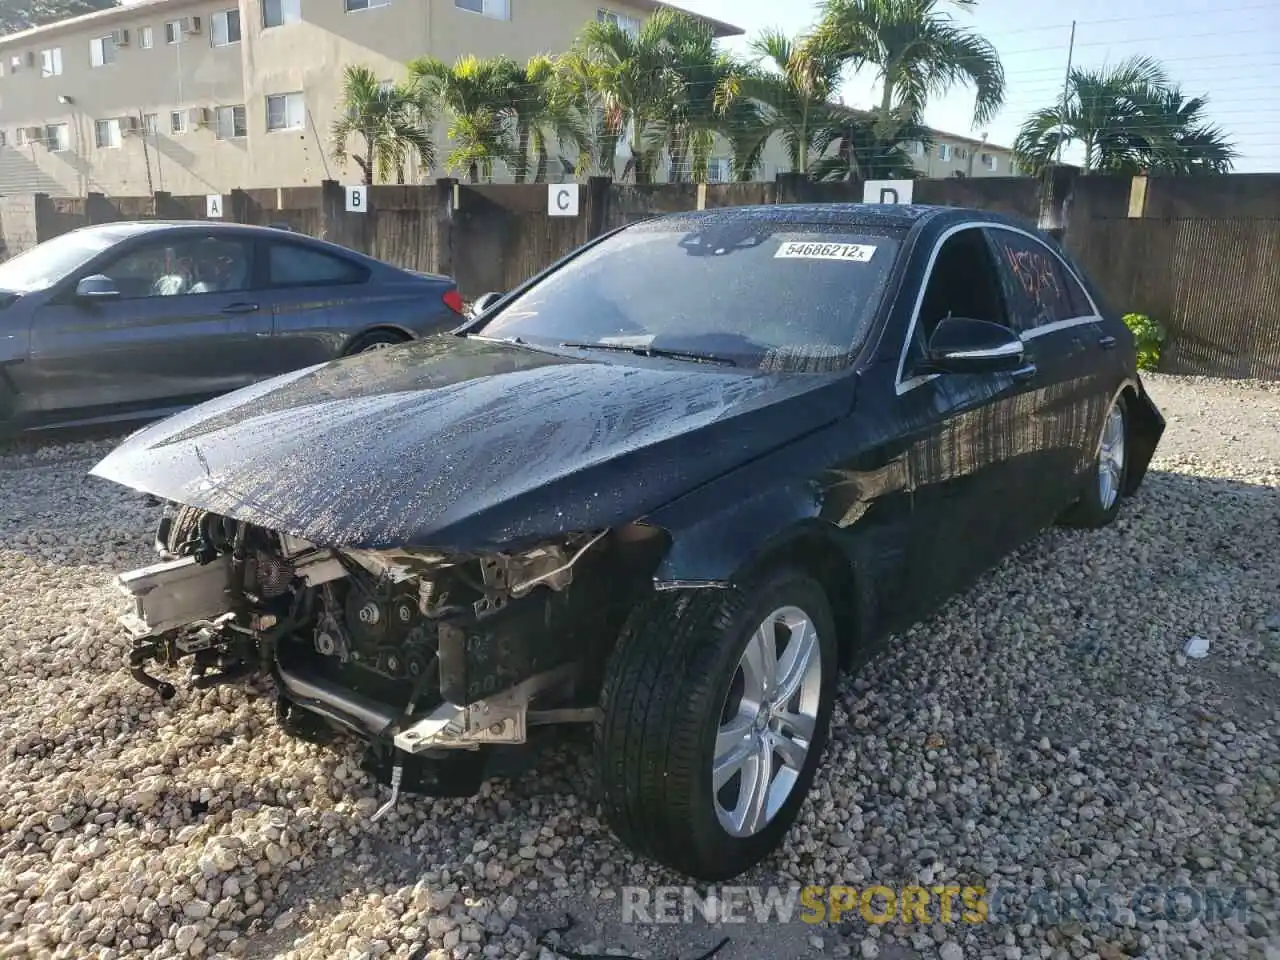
1098, 401, 1126, 510
712, 605, 823, 838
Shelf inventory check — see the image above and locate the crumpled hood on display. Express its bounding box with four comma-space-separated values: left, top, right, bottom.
90, 335, 856, 551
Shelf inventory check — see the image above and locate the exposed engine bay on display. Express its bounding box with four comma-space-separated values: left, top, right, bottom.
118, 505, 663, 810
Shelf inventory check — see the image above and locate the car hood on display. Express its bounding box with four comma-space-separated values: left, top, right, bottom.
90, 335, 857, 552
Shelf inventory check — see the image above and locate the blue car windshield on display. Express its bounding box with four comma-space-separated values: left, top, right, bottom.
0, 229, 123, 293
475, 218, 903, 371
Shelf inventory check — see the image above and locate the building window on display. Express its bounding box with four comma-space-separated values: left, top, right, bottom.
165, 20, 184, 43
45, 123, 70, 151
0, 131, 7, 147
598, 8, 641, 34
955, 147, 967, 160
94, 118, 122, 149
456, 0, 510, 19
937, 143, 952, 161
345, 0, 391, 11
143, 113, 159, 135
170, 110, 188, 134
981, 152, 997, 171
211, 9, 241, 46
8, 55, 20, 72
215, 104, 247, 139
266, 92, 306, 131
908, 140, 924, 157
90, 35, 117, 67
706, 157, 730, 183
140, 25, 154, 48
263, 0, 302, 27
40, 48, 63, 77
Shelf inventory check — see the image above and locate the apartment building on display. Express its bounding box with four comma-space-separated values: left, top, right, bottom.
718, 127, 1018, 185
904, 130, 1019, 178
0, 0, 742, 196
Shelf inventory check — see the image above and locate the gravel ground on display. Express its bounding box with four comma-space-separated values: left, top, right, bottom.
1, 373, 1278, 960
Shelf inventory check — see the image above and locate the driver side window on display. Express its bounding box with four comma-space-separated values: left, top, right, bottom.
98, 236, 254, 300
910, 227, 1011, 362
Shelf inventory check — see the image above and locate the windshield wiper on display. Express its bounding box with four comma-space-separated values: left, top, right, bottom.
560, 341, 737, 367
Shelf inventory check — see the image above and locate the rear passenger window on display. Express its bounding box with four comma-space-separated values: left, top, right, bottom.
268, 244, 366, 287
987, 229, 1092, 332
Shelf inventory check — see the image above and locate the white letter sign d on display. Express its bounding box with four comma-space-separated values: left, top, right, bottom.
862, 179, 914, 205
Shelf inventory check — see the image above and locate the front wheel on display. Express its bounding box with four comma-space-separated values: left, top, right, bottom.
1061, 392, 1129, 529
594, 568, 837, 880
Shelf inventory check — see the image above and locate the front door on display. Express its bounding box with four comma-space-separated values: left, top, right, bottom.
898, 225, 1045, 609
25, 232, 267, 421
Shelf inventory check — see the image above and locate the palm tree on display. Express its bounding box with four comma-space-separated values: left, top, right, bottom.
1135, 86, 1237, 175
648, 19, 739, 183
567, 9, 731, 184
810, 106, 932, 181
409, 54, 522, 183
1013, 56, 1237, 175
808, 0, 1005, 130
506, 55, 591, 183
729, 29, 846, 178
553, 52, 623, 178
330, 65, 435, 185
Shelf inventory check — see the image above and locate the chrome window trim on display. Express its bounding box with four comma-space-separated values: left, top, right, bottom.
943, 340, 1025, 361
894, 221, 1103, 396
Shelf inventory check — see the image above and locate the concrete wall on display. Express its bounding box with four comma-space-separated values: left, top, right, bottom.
0, 195, 39, 260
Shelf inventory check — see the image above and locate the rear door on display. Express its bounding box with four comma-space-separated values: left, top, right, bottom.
27, 232, 266, 419
263, 239, 375, 373
984, 226, 1108, 521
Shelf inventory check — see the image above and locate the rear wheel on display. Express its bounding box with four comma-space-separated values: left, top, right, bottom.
1061, 393, 1129, 528
594, 567, 837, 880
346, 330, 409, 354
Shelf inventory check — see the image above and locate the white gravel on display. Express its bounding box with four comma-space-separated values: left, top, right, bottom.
1, 374, 1278, 960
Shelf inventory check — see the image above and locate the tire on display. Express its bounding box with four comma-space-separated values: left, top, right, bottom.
594, 567, 838, 880
346, 330, 409, 354
1060, 392, 1129, 529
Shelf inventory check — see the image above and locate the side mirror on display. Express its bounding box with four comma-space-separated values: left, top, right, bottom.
75, 274, 121, 301
470, 291, 504, 318
920, 316, 1024, 375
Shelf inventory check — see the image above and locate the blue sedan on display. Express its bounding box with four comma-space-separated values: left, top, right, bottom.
0, 220, 464, 432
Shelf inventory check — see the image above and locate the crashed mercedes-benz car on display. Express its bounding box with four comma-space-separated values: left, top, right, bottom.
92, 204, 1164, 881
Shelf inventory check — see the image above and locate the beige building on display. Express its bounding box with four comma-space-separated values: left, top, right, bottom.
903, 130, 1019, 178
0, 0, 742, 196
0, 0, 1014, 197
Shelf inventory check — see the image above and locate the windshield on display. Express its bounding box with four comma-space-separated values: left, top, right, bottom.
0, 229, 120, 293
475, 218, 902, 371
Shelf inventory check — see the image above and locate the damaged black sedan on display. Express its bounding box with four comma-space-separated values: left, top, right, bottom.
91, 204, 1164, 881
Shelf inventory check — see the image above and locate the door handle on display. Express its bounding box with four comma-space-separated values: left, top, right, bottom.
222, 302, 260, 314
1011, 363, 1038, 382
1098, 335, 1117, 350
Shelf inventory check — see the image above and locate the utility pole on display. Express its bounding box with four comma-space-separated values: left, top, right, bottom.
1055, 20, 1077, 167
139, 109, 155, 196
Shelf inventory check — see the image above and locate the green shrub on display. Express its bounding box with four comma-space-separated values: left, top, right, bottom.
1123, 312, 1166, 371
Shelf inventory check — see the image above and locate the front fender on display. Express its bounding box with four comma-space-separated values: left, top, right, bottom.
647, 478, 829, 586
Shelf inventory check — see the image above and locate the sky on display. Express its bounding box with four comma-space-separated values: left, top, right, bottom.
674, 0, 1280, 172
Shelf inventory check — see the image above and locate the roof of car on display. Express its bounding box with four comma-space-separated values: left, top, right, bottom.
72, 220, 303, 238
651, 203, 1034, 232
